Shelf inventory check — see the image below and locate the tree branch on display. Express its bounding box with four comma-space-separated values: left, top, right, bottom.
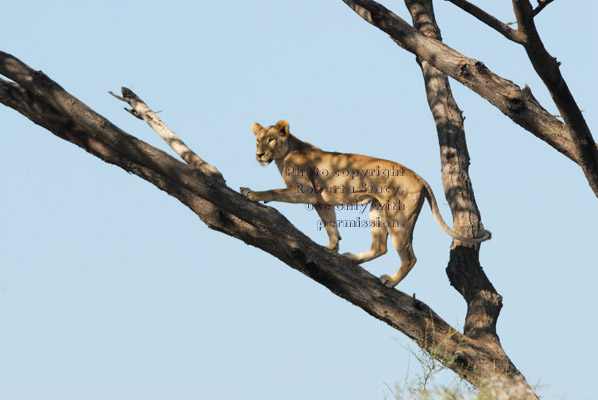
403, 2, 537, 398
109, 88, 218, 173
443, 0, 598, 195
533, 0, 556, 16
0, 50, 533, 393
511, 0, 598, 197
341, 0, 598, 197
443, 0, 523, 43
405, 0, 500, 341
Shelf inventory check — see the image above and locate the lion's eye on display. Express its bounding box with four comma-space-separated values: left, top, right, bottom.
268, 138, 275, 144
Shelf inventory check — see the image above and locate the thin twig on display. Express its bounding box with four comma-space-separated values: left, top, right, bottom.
444, 0, 523, 43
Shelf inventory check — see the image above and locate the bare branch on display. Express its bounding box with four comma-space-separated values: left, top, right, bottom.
109, 88, 221, 176
533, 0, 556, 16
444, 0, 523, 43
341, 0, 598, 197
511, 0, 598, 196
0, 50, 540, 395
404, 0, 502, 343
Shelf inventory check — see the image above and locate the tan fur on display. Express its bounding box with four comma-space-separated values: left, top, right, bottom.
241, 120, 490, 287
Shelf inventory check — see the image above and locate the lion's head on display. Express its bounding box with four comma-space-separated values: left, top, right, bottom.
252, 120, 291, 166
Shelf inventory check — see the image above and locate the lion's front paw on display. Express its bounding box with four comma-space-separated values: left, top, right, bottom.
240, 187, 256, 201
380, 274, 399, 288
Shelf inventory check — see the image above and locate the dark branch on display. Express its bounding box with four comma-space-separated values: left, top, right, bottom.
405, 0, 503, 344
0, 50, 528, 391
533, 0, 556, 16
341, 0, 598, 197
511, 0, 598, 196
444, 0, 523, 43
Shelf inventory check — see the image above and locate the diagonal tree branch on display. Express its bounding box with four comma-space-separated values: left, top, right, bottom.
341, 0, 598, 197
511, 0, 598, 199
443, 0, 523, 43
0, 50, 535, 396
443, 0, 598, 196
109, 88, 217, 172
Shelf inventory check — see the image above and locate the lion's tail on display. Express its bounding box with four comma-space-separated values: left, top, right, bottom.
417, 175, 491, 243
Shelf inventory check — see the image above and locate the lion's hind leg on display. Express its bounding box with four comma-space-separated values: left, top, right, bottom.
343, 201, 388, 263
380, 226, 416, 288
315, 205, 342, 252
380, 191, 424, 288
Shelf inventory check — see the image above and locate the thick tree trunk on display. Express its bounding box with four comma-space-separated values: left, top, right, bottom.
402, 1, 537, 398
404, 0, 500, 344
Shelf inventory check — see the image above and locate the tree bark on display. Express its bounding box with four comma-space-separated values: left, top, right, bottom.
444, 0, 598, 200
510, 0, 598, 201
402, 1, 536, 398
1, 50, 537, 397
341, 0, 598, 197
405, 0, 498, 342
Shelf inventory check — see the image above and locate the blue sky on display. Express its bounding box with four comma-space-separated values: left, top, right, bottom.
1, 1, 596, 399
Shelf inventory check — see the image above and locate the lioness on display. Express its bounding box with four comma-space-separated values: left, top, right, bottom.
240, 120, 490, 287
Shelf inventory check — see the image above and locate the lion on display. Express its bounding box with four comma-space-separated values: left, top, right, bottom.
240, 120, 490, 287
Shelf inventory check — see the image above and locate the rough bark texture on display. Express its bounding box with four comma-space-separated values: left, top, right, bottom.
341, 0, 598, 197
1, 50, 538, 397
403, 1, 536, 398
405, 0, 498, 341
7, 2, 592, 396
510, 0, 598, 200
444, 0, 523, 42
444, 0, 598, 200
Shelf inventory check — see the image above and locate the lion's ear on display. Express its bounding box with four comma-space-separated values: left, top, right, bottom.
252, 123, 264, 136
274, 120, 289, 136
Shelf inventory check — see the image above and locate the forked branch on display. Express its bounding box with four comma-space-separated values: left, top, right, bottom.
341, 0, 598, 197
511, 0, 598, 197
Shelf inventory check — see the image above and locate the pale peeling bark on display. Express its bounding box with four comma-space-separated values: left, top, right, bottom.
1, 50, 538, 396
109, 88, 217, 172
